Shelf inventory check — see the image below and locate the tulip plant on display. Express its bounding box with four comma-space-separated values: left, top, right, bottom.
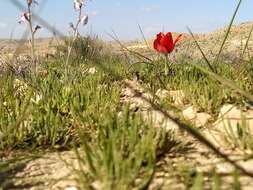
65, 0, 89, 77
19, 0, 41, 72
153, 32, 182, 75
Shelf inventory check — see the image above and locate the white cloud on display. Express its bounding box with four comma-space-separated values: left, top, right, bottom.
0, 21, 7, 28
90, 11, 99, 16
140, 6, 160, 13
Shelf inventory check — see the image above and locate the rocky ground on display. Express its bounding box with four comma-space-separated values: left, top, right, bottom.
1, 78, 253, 190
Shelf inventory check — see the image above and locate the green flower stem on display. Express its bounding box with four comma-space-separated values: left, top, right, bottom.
65, 7, 82, 80
164, 54, 170, 75
27, 4, 36, 73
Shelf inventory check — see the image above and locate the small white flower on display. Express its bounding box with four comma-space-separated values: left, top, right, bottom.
18, 12, 31, 23
31, 93, 43, 104
80, 15, 88, 25
3, 102, 7, 107
88, 67, 97, 74
74, 0, 84, 11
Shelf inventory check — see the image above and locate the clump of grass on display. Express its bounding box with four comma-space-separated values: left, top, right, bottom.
75, 108, 155, 190
56, 36, 105, 65
221, 117, 253, 151
74, 106, 181, 190
0, 37, 128, 151
168, 165, 243, 190
130, 57, 251, 115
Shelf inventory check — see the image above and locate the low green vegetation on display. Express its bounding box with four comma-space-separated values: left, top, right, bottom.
0, 35, 253, 189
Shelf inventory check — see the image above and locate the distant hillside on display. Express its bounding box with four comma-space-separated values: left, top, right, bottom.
179, 21, 253, 60
1, 21, 253, 62
126, 21, 253, 62
0, 38, 61, 56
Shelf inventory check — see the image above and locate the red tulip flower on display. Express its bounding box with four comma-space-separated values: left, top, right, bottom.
153, 32, 182, 55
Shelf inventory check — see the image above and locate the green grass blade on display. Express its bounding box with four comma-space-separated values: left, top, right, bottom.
212, 170, 221, 190
190, 62, 253, 102
187, 27, 216, 73
192, 172, 204, 190
138, 23, 151, 50
242, 24, 253, 57
107, 30, 153, 62
214, 0, 243, 65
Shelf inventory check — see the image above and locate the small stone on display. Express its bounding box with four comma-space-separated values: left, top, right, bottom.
121, 87, 135, 97
182, 106, 211, 127
195, 112, 211, 127
203, 104, 253, 147
148, 178, 164, 190
169, 90, 186, 105
239, 159, 253, 173
216, 104, 253, 136
142, 92, 154, 101
142, 110, 179, 131
216, 162, 234, 174
218, 104, 239, 118
156, 89, 170, 99
91, 181, 103, 190
183, 106, 197, 120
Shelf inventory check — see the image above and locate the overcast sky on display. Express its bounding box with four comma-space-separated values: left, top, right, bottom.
0, 0, 253, 40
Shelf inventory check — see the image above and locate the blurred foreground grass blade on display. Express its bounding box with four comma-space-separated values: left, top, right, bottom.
190, 63, 253, 102
192, 172, 204, 190
107, 31, 153, 62
138, 23, 151, 50
212, 170, 221, 190
235, 23, 253, 78
232, 170, 242, 190
187, 27, 216, 73
214, 0, 242, 65
11, 0, 64, 38
242, 24, 253, 57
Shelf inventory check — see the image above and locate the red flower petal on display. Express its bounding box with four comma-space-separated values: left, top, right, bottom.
154, 38, 169, 54
153, 32, 181, 54
156, 32, 165, 41
163, 32, 174, 53
154, 33, 163, 51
